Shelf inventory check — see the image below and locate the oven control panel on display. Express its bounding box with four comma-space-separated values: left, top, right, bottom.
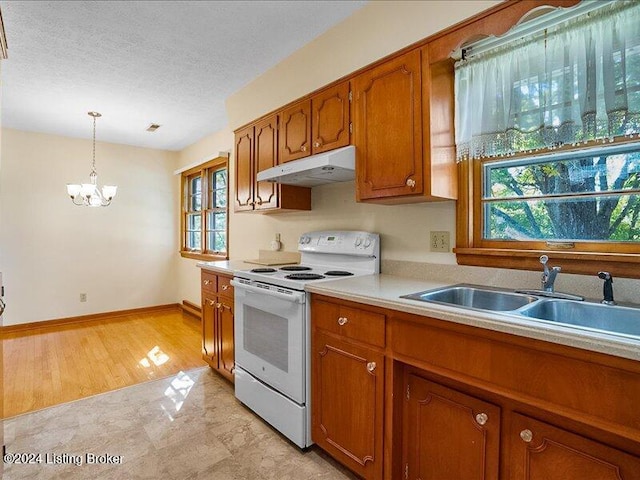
298, 231, 379, 256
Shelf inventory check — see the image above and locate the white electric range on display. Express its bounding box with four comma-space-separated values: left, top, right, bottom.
231, 231, 380, 448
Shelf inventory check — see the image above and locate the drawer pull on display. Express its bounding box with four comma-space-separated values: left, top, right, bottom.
337, 317, 348, 326
203, 279, 211, 285
221, 284, 229, 291
475, 413, 488, 426
366, 362, 376, 372
207, 300, 215, 306
520, 429, 533, 443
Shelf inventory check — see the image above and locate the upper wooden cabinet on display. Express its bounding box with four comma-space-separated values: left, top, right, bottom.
353, 50, 423, 202
253, 116, 279, 210
353, 48, 456, 203
234, 125, 254, 212
234, 115, 311, 213
279, 81, 351, 163
279, 100, 312, 163
311, 82, 351, 154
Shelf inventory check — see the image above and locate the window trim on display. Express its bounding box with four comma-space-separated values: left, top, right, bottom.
455, 138, 640, 279
180, 156, 229, 261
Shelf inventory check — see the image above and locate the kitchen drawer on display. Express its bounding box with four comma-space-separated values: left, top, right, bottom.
217, 275, 234, 298
313, 300, 385, 348
201, 271, 217, 293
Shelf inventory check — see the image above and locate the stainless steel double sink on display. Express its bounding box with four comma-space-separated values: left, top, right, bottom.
401, 284, 640, 339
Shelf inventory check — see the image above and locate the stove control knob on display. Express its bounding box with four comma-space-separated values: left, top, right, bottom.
304, 236, 311, 244
364, 237, 372, 248
354, 237, 362, 247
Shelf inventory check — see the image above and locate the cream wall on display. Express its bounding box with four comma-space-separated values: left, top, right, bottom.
0, 128, 179, 326
177, 1, 500, 305
226, 0, 501, 129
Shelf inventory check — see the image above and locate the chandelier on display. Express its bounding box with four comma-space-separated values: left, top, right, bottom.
66, 111, 117, 207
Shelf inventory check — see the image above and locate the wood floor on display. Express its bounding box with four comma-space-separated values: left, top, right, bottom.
2, 307, 206, 418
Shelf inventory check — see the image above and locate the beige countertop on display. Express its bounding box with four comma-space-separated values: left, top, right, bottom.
305, 274, 640, 363
195, 261, 640, 362
196, 260, 249, 275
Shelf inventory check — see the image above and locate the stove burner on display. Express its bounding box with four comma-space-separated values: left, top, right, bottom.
285, 273, 326, 280
250, 268, 277, 273
280, 265, 312, 271
324, 270, 354, 276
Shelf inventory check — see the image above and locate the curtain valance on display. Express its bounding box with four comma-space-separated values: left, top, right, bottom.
454, 1, 640, 161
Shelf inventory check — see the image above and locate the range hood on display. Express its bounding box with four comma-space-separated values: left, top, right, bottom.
256, 145, 355, 187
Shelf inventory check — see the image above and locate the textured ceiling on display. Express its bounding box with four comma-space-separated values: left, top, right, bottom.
0, 0, 367, 151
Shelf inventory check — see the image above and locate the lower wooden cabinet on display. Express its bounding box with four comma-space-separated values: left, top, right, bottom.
403, 373, 500, 480
312, 300, 385, 480
310, 293, 640, 480
202, 292, 219, 368
201, 271, 234, 382
509, 413, 640, 480
217, 298, 235, 380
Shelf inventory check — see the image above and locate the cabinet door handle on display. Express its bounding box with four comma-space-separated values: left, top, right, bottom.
337, 317, 348, 326
314, 141, 321, 148
256, 198, 263, 205
301, 145, 307, 152
406, 178, 416, 188
520, 429, 533, 443
203, 279, 211, 285
215, 302, 222, 309
475, 413, 488, 426
221, 284, 229, 291
366, 362, 377, 372
207, 299, 215, 306
248, 200, 255, 206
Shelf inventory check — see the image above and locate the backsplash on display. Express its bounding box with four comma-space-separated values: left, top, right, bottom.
382, 260, 640, 305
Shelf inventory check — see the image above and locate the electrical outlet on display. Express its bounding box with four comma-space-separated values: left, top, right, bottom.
80, 293, 87, 302
430, 231, 450, 252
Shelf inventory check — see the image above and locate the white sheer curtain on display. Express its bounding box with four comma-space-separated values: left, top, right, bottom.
455, 1, 640, 161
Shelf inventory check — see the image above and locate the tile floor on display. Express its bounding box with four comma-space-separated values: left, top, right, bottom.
3, 367, 358, 479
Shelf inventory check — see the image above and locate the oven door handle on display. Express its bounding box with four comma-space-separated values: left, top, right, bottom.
231, 279, 306, 304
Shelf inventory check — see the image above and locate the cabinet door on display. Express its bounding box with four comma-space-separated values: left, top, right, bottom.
353, 49, 423, 201
279, 99, 311, 163
234, 126, 254, 211
311, 82, 350, 154
216, 298, 235, 382
202, 293, 218, 368
254, 115, 279, 210
509, 413, 640, 480
404, 374, 500, 480
312, 332, 384, 480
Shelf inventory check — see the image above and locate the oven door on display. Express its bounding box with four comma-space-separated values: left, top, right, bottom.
231, 279, 306, 404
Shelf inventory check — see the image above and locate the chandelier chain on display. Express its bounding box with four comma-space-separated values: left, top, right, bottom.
92, 114, 96, 173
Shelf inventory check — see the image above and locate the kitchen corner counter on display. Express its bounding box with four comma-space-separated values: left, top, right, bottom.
305, 274, 640, 362
196, 260, 248, 276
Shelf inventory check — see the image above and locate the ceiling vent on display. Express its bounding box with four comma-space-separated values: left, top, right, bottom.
146, 124, 161, 132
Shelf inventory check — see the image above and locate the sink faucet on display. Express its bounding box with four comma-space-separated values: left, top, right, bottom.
598, 271, 616, 305
540, 255, 561, 292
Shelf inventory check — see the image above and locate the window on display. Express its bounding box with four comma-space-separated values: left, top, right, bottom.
482, 143, 640, 244
454, 1, 640, 277
180, 156, 228, 259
